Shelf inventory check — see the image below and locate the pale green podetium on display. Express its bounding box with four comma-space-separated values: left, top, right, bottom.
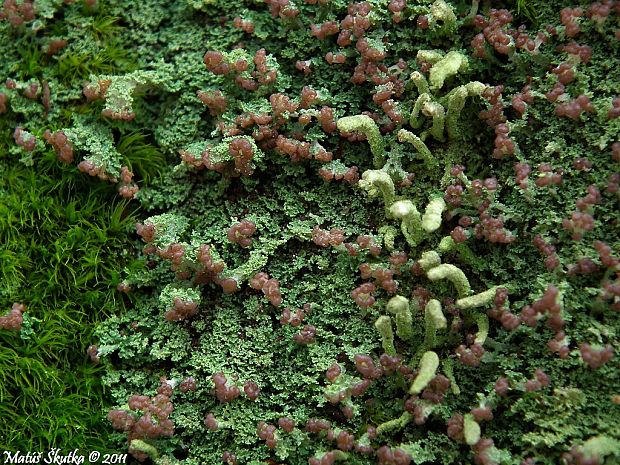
426, 264, 471, 297
359, 170, 395, 207
463, 413, 481, 446
429, 0, 458, 34
421, 197, 446, 233
375, 315, 397, 356
397, 129, 437, 169
337, 115, 385, 168
418, 250, 441, 271
456, 287, 498, 309
428, 51, 468, 91
129, 439, 159, 461
389, 200, 424, 247
424, 299, 447, 349
409, 351, 440, 395
386, 295, 413, 341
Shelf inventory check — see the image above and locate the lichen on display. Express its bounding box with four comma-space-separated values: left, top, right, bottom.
3, 0, 618, 463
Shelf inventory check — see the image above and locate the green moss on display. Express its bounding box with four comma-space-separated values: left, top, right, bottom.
0, 150, 139, 450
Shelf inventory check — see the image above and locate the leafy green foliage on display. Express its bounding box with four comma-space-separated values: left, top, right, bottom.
116, 130, 167, 184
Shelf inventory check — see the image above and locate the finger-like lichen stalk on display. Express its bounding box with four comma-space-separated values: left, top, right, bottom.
428, 51, 468, 91
442, 82, 485, 139
359, 169, 394, 202
463, 413, 481, 446
456, 287, 498, 310
424, 299, 447, 349
397, 129, 437, 169
359, 170, 395, 207
410, 351, 440, 394
409, 71, 429, 95
438, 236, 455, 252
422, 100, 446, 141
422, 197, 446, 233
455, 288, 495, 346
410, 93, 432, 129
379, 225, 398, 251
416, 50, 444, 65
464, 0, 480, 22
438, 236, 479, 266
337, 115, 385, 168
375, 315, 397, 356
426, 264, 471, 297
474, 313, 489, 346
445, 86, 468, 140
418, 250, 441, 271
376, 411, 412, 435
389, 200, 424, 247
386, 295, 413, 341
442, 358, 460, 395
129, 440, 159, 461
429, 0, 457, 34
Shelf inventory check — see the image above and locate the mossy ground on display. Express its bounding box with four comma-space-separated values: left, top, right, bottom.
0, 1, 162, 446
1, 0, 619, 463
0, 142, 137, 449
